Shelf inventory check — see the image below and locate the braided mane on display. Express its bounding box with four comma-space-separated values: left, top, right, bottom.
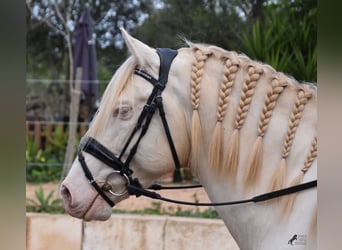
188, 43, 317, 214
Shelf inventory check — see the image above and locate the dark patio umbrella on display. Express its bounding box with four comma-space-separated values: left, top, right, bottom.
73, 7, 98, 120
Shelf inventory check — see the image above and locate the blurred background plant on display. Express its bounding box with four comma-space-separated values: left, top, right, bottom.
26, 186, 64, 213
239, 0, 317, 82
112, 201, 220, 219
26, 126, 81, 183
27, 0, 316, 83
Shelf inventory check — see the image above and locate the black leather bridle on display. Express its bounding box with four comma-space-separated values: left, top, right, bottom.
77, 48, 317, 208
77, 48, 181, 207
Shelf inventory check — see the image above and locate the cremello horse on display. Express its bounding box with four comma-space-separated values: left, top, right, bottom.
61, 29, 317, 250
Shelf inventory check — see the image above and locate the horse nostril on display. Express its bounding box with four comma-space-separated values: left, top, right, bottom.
61, 185, 72, 205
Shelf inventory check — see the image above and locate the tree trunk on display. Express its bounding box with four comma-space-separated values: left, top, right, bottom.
251, 0, 265, 23
61, 67, 82, 182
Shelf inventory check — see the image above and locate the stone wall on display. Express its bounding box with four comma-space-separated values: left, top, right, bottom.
26, 213, 239, 250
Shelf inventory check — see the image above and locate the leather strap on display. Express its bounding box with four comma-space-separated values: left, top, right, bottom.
157, 48, 177, 86
127, 180, 317, 206
78, 149, 115, 207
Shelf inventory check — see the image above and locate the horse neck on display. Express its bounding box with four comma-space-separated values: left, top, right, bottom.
187, 45, 317, 189
184, 46, 317, 249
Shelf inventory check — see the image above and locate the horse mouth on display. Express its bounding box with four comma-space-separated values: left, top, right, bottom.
61, 183, 114, 221
60, 184, 95, 219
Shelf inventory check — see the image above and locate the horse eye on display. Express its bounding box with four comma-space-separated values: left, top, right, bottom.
120, 106, 131, 115
113, 105, 132, 119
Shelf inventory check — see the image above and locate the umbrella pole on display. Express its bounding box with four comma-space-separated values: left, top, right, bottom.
61, 67, 83, 182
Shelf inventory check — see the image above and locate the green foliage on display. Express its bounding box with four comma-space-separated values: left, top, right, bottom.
26, 137, 61, 183
27, 0, 317, 86
173, 207, 219, 219
134, 0, 245, 50
27, 0, 154, 79
112, 200, 220, 219
239, 19, 291, 72
134, 0, 316, 82
45, 126, 68, 156
26, 126, 77, 183
239, 1, 317, 82
97, 61, 114, 94
26, 186, 65, 213
26, 164, 62, 183
142, 202, 163, 215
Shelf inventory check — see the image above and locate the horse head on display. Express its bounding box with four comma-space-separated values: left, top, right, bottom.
60, 29, 192, 221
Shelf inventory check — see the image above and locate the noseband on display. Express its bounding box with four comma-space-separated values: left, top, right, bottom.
77, 48, 181, 207
77, 48, 317, 208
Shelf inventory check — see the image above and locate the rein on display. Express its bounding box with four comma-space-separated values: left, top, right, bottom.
129, 180, 317, 206
77, 48, 317, 208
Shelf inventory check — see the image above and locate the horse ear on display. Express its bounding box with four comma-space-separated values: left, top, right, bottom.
120, 28, 158, 67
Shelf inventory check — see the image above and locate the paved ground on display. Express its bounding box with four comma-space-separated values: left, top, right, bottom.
26, 181, 212, 213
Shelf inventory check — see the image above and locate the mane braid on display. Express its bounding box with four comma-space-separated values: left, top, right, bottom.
244, 76, 288, 191
190, 47, 212, 171
283, 136, 317, 216
209, 57, 239, 174
223, 65, 264, 181
268, 85, 313, 193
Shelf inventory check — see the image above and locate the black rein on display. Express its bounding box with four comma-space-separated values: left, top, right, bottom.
131, 180, 317, 207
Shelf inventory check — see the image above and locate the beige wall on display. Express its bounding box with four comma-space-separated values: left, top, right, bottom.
26, 213, 239, 250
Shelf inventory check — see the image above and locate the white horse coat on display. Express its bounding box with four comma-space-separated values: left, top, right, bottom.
61, 29, 317, 250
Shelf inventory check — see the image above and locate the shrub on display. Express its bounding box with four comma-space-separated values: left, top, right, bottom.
26, 125, 73, 183
239, 1, 317, 82
26, 138, 63, 183
26, 186, 65, 213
